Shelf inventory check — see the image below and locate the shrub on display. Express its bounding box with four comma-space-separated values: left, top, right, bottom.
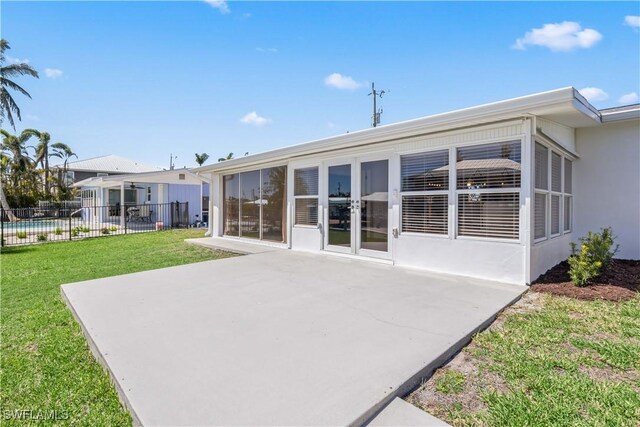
101, 227, 110, 235
71, 229, 80, 237
109, 225, 118, 232
568, 227, 618, 287
16, 231, 27, 239
81, 226, 91, 233
36, 234, 47, 242
54, 227, 63, 236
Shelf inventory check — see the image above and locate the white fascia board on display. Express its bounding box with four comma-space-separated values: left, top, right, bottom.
195, 87, 593, 174
601, 107, 640, 123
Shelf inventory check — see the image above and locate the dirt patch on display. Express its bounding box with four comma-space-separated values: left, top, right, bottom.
488, 292, 543, 331
531, 259, 640, 302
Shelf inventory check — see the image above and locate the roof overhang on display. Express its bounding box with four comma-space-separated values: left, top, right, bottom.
194, 87, 602, 174
73, 168, 208, 188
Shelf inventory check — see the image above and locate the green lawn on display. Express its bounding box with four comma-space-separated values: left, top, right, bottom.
0, 230, 233, 425
408, 292, 640, 426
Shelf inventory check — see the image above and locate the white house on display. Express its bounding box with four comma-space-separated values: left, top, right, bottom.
195, 87, 639, 285
74, 168, 210, 227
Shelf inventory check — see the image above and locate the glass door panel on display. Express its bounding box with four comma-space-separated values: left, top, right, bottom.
328, 164, 352, 248
360, 160, 389, 253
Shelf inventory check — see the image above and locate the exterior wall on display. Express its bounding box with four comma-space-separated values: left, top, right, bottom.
212, 119, 531, 284
168, 184, 203, 225
574, 120, 640, 259
537, 118, 576, 153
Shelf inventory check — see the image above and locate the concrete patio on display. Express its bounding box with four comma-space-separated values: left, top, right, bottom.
62, 248, 526, 426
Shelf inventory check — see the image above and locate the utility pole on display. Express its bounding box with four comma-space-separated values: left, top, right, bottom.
169, 154, 177, 170
368, 82, 387, 127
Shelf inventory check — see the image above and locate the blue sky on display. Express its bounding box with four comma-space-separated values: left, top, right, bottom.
3, 1, 639, 168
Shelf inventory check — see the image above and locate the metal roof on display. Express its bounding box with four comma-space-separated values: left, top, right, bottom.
57, 155, 162, 173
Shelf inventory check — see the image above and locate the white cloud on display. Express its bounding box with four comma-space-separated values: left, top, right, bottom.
204, 0, 229, 14
513, 21, 602, 52
324, 73, 364, 90
44, 68, 63, 79
6, 56, 29, 64
619, 92, 639, 104
579, 87, 609, 102
327, 121, 336, 129
624, 15, 640, 29
256, 47, 278, 53
240, 111, 271, 126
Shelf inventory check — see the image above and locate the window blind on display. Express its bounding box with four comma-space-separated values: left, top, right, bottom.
294, 167, 319, 196
401, 150, 448, 192
456, 141, 521, 189
552, 152, 562, 192
295, 198, 318, 226
551, 194, 560, 235
535, 143, 548, 190
402, 195, 448, 234
534, 193, 546, 239
564, 159, 572, 194
564, 195, 572, 231
457, 193, 519, 239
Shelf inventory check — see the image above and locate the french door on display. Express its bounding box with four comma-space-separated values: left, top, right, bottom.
325, 156, 390, 259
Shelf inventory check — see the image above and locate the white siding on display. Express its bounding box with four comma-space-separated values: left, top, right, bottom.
537, 118, 576, 153
168, 184, 204, 225
574, 120, 640, 259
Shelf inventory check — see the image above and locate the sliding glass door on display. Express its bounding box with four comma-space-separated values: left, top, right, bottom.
223, 166, 287, 243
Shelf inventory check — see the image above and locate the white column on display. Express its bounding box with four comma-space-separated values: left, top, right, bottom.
120, 181, 126, 227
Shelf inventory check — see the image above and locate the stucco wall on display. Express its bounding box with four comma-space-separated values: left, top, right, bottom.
574, 119, 640, 259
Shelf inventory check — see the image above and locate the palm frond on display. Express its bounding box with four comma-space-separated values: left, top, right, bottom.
1, 63, 39, 79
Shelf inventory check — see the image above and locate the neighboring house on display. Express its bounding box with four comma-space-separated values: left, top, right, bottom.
73, 169, 210, 226
195, 87, 639, 285
54, 154, 162, 186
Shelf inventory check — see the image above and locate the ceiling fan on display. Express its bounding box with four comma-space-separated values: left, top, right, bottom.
128, 182, 146, 190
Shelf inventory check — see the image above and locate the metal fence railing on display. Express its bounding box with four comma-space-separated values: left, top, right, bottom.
1, 202, 189, 247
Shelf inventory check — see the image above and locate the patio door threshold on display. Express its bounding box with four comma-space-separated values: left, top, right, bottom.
319, 249, 394, 265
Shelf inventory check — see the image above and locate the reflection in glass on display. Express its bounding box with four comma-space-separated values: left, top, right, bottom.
328, 164, 351, 247
262, 166, 287, 242
360, 160, 388, 252
240, 170, 261, 239
223, 174, 239, 236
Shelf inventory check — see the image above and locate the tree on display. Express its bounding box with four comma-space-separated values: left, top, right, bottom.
24, 129, 54, 194
195, 152, 210, 166
218, 152, 234, 162
1, 129, 36, 217
50, 142, 76, 189
0, 39, 39, 130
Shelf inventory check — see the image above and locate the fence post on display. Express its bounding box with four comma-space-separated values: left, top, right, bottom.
1, 207, 4, 247
69, 209, 72, 241
124, 207, 128, 234
185, 202, 189, 227
170, 202, 175, 229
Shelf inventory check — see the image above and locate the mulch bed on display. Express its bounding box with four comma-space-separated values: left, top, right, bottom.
531, 259, 640, 302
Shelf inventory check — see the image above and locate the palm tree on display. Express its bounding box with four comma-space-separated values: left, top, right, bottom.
195, 152, 210, 166
23, 129, 54, 194
0, 39, 39, 130
50, 142, 76, 188
0, 129, 36, 219
218, 152, 234, 162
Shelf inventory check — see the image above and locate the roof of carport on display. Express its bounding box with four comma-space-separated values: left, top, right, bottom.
72, 168, 208, 188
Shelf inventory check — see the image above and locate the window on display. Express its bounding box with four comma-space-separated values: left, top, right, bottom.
534, 143, 548, 240
564, 159, 572, 232
147, 187, 151, 203
294, 167, 319, 226
534, 141, 573, 241
456, 141, 521, 240
223, 168, 287, 242
400, 150, 448, 234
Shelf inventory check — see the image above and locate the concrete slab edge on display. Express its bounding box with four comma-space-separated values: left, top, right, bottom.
358, 290, 526, 427
60, 285, 144, 427
184, 238, 251, 255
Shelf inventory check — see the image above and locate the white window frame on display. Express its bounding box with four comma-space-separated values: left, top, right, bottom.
454, 139, 523, 243
399, 148, 449, 237
293, 166, 319, 227
534, 139, 573, 243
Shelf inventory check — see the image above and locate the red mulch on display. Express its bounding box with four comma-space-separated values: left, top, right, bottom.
530, 259, 640, 302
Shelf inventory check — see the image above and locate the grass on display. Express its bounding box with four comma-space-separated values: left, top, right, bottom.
408, 292, 640, 426
0, 230, 233, 425
435, 370, 466, 394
